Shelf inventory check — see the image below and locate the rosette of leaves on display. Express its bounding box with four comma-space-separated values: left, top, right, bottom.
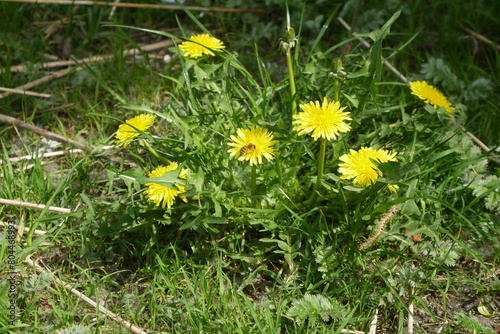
286, 293, 348, 325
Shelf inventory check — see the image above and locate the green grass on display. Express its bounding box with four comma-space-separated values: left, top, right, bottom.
1, 1, 499, 333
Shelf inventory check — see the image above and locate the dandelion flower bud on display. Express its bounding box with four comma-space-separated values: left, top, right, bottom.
279, 25, 297, 54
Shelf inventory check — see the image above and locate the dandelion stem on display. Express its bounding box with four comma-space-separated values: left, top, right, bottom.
251, 164, 257, 207
145, 143, 171, 165
334, 77, 339, 102
286, 50, 297, 116
308, 137, 327, 209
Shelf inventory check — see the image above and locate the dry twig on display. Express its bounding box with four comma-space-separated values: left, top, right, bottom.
0, 113, 91, 150
337, 17, 408, 84
0, 198, 71, 214
41, 103, 78, 112
24, 257, 148, 334
0, 67, 77, 99
1, 0, 266, 12
368, 309, 378, 334
3, 149, 85, 164
108, 0, 120, 18
9, 40, 176, 73
0, 87, 52, 98
0, 221, 47, 235
340, 329, 366, 334
462, 26, 500, 51
408, 301, 414, 334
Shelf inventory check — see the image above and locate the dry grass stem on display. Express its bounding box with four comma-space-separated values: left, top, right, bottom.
0, 198, 71, 214
24, 257, 149, 334
462, 26, 500, 51
0, 113, 92, 150
9, 40, 176, 73
368, 309, 378, 334
340, 329, 366, 334
0, 221, 47, 235
359, 205, 399, 250
0, 67, 78, 99
0, 110, 134, 166
337, 17, 409, 84
0, 87, 52, 98
408, 302, 414, 334
460, 126, 500, 165
41, 103, 78, 112
108, 0, 120, 18
1, 0, 266, 13
4, 149, 84, 164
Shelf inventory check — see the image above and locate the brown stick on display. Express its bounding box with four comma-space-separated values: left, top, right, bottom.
108, 0, 120, 18
0, 198, 71, 214
0, 113, 91, 151
0, 220, 47, 235
2, 148, 85, 164
461, 126, 500, 164
0, 112, 133, 166
0, 0, 267, 12
337, 17, 408, 84
0, 67, 77, 99
41, 103, 78, 112
9, 40, 176, 73
24, 257, 149, 334
0, 87, 52, 98
462, 26, 500, 51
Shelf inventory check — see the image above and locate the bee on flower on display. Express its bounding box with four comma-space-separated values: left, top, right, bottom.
227, 127, 277, 166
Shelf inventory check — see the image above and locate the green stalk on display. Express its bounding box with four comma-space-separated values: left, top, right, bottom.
308, 137, 327, 209
334, 77, 339, 101
333, 58, 342, 102
251, 164, 257, 208
144, 143, 171, 165
286, 50, 297, 116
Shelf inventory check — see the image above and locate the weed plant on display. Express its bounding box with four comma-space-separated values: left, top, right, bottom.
1, 1, 499, 333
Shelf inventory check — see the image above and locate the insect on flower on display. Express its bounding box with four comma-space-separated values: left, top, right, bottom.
227, 127, 277, 166
239, 143, 256, 157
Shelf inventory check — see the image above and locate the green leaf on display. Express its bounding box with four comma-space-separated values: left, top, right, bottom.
355, 10, 401, 42
126, 169, 186, 190
193, 63, 223, 82
402, 199, 421, 217
342, 185, 365, 192
377, 161, 418, 183
286, 294, 348, 325
119, 168, 144, 189
477, 303, 493, 317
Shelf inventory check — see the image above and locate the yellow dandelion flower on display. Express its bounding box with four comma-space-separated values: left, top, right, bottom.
115, 114, 156, 147
178, 34, 225, 59
227, 127, 277, 166
387, 184, 399, 193
293, 97, 352, 141
143, 163, 189, 209
409, 81, 455, 114
338, 147, 398, 188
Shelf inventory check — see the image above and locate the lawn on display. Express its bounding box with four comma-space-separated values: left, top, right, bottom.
1, 0, 499, 333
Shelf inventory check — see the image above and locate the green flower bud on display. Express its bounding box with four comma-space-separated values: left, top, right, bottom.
279, 25, 297, 54
333, 58, 343, 73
